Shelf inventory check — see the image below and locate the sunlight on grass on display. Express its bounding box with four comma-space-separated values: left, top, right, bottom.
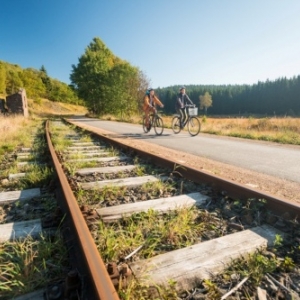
0, 233, 68, 299
0, 116, 40, 156
99, 113, 300, 145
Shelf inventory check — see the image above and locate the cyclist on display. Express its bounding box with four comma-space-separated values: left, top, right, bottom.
175, 86, 194, 128
143, 88, 164, 130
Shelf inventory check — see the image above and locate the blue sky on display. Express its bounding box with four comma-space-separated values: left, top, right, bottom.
1, 1, 300, 88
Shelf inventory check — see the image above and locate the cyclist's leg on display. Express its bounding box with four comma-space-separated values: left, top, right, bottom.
182, 108, 188, 127
178, 108, 185, 127
144, 109, 150, 128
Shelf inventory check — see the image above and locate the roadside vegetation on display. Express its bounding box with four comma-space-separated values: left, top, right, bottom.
97, 113, 300, 145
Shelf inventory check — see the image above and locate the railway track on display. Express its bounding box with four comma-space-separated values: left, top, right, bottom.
0, 121, 78, 300
1, 118, 300, 299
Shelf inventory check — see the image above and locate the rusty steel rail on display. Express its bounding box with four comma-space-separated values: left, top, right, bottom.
66, 119, 300, 220
46, 120, 120, 300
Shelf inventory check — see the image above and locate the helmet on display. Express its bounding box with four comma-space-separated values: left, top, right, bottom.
179, 86, 185, 91
146, 87, 154, 95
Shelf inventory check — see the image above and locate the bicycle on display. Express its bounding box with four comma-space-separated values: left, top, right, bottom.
171, 105, 201, 136
142, 109, 164, 135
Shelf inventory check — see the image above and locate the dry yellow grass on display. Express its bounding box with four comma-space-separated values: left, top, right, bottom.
0, 98, 88, 154
0, 115, 38, 154
201, 116, 300, 144
100, 113, 300, 145
28, 98, 88, 117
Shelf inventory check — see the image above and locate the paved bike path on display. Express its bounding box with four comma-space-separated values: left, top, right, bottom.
67, 116, 300, 184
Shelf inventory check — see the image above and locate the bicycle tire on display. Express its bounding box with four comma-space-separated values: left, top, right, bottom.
187, 116, 201, 136
142, 116, 150, 133
171, 116, 181, 134
153, 116, 164, 135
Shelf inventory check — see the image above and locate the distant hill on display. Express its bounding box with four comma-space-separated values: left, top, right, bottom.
0, 60, 83, 106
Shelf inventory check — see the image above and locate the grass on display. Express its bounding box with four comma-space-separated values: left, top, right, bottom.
99, 113, 300, 145
27, 98, 88, 118
0, 232, 69, 299
94, 206, 216, 262
0, 116, 40, 157
0, 118, 57, 192
193, 116, 300, 145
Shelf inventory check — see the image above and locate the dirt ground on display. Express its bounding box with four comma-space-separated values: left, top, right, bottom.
71, 121, 300, 205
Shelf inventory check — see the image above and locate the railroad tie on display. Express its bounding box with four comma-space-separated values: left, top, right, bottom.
13, 289, 45, 300
8, 173, 26, 180
20, 147, 32, 152
0, 219, 42, 242
65, 150, 107, 157
96, 192, 210, 222
79, 175, 162, 190
130, 224, 283, 292
69, 142, 100, 146
76, 165, 136, 176
16, 152, 32, 159
17, 162, 45, 167
66, 145, 104, 151
0, 188, 41, 204
66, 156, 111, 162
64, 148, 107, 154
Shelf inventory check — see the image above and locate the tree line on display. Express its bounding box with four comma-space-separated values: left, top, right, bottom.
0, 61, 83, 105
156, 76, 300, 117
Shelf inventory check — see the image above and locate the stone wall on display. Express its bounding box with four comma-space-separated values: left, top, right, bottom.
0, 99, 5, 112
6, 89, 29, 117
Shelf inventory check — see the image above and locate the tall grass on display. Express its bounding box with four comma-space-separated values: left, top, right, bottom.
0, 233, 69, 299
100, 113, 300, 145
0, 116, 40, 156
203, 116, 300, 145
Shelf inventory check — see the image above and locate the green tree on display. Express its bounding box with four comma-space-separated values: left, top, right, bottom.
48, 79, 81, 104
39, 65, 52, 97
199, 91, 213, 114
70, 37, 148, 115
20, 68, 46, 98
70, 37, 115, 114
5, 70, 23, 95
0, 62, 6, 94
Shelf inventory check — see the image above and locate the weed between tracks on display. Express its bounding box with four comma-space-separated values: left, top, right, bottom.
0, 232, 69, 299
93, 207, 215, 261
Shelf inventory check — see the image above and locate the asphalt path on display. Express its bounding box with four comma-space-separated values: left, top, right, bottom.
68, 116, 300, 184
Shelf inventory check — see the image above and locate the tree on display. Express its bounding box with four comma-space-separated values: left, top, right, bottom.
70, 37, 148, 115
39, 65, 52, 97
0, 62, 6, 94
21, 68, 46, 98
199, 92, 213, 114
48, 79, 82, 104
70, 37, 115, 114
5, 70, 23, 95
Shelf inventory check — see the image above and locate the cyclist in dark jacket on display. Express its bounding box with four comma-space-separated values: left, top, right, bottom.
175, 86, 194, 128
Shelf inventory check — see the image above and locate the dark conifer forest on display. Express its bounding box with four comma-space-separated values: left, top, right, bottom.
156, 76, 300, 117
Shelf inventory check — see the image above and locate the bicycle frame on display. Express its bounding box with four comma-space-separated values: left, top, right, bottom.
172, 106, 200, 136
143, 110, 164, 135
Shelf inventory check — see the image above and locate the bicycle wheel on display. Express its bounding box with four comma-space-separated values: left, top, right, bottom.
153, 116, 164, 135
171, 116, 181, 134
188, 116, 201, 136
142, 116, 149, 133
